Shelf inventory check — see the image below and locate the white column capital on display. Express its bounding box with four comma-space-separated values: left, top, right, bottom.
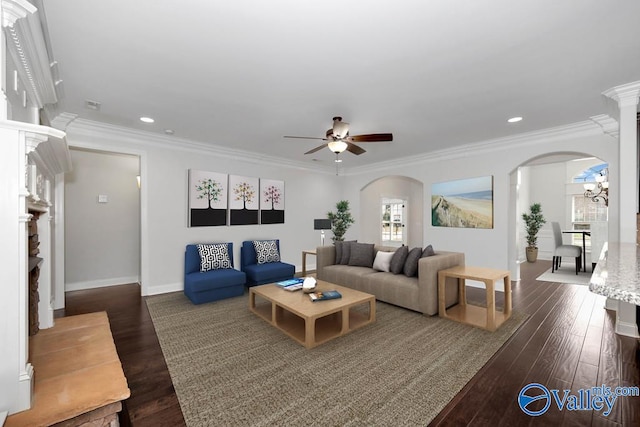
602, 81, 640, 108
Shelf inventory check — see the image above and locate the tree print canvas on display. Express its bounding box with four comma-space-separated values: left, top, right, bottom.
188, 170, 228, 227
260, 179, 285, 224
229, 174, 259, 225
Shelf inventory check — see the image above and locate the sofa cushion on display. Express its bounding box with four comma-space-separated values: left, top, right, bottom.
197, 243, 232, 272
403, 247, 422, 277
372, 250, 395, 272
422, 244, 435, 258
349, 242, 375, 267
389, 246, 409, 274
253, 240, 280, 264
185, 268, 245, 292
321, 265, 377, 290
244, 262, 294, 284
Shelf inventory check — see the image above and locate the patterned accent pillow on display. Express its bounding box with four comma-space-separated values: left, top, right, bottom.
253, 240, 281, 264
197, 243, 232, 272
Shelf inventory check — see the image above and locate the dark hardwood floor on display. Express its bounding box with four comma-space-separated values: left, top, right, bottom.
60, 284, 186, 426
59, 261, 639, 426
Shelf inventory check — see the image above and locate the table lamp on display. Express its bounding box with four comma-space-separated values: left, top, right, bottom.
314, 219, 332, 246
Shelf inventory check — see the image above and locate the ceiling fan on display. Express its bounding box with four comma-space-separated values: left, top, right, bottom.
284, 116, 393, 156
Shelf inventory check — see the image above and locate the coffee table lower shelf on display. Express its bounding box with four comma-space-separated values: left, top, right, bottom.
249, 284, 375, 349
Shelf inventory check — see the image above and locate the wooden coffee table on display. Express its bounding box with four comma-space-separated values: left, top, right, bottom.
249, 281, 376, 349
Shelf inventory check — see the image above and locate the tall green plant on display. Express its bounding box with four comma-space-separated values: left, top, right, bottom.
522, 203, 546, 247
327, 200, 355, 242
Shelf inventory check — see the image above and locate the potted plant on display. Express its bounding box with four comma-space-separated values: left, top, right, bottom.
522, 203, 546, 262
327, 200, 355, 242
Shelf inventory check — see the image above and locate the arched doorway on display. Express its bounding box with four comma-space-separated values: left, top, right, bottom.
508, 152, 610, 281
360, 176, 424, 248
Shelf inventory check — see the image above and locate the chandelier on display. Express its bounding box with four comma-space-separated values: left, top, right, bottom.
583, 168, 609, 206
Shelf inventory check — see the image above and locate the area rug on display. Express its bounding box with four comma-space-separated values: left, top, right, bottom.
536, 265, 592, 286
146, 292, 528, 427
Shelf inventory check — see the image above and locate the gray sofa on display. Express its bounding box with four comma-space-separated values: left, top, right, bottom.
316, 245, 465, 316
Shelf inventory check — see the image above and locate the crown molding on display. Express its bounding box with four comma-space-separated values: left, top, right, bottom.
54, 116, 337, 175
590, 114, 619, 139
2, 0, 58, 108
343, 120, 604, 176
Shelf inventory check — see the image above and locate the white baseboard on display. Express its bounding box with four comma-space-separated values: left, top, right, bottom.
144, 282, 182, 296
65, 276, 140, 292
615, 320, 640, 338
16, 363, 34, 414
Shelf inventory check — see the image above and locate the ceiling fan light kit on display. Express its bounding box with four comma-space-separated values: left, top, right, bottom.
327, 140, 348, 153
284, 116, 393, 160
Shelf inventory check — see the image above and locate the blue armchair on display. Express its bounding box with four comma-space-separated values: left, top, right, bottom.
184, 243, 246, 304
240, 240, 295, 286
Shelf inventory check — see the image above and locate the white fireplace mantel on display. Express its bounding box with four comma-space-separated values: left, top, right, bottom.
0, 120, 68, 415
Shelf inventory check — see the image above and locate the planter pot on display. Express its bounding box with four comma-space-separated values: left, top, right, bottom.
526, 247, 538, 263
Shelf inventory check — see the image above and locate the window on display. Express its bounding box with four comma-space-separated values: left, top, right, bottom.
381, 200, 405, 245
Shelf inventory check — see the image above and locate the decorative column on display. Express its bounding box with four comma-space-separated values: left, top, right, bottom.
602, 81, 640, 337
603, 81, 640, 243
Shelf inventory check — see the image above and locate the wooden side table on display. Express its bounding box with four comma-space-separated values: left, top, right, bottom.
438, 265, 512, 331
301, 249, 316, 276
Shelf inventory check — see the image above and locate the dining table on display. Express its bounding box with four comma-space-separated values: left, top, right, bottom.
562, 229, 591, 272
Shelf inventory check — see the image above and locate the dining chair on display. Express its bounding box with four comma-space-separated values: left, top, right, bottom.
551, 222, 582, 275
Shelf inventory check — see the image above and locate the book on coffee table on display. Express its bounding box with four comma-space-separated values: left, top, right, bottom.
275, 278, 304, 287
308, 290, 342, 302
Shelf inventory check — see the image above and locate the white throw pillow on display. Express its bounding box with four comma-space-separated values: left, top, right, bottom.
372, 250, 395, 272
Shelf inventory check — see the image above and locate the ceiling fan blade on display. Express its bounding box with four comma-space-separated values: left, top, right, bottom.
346, 133, 393, 143
284, 135, 327, 140
304, 144, 328, 155
346, 142, 366, 155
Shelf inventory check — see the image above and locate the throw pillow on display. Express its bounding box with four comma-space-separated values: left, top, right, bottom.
389, 246, 409, 274
253, 240, 280, 264
403, 247, 422, 277
348, 242, 375, 267
335, 241, 344, 264
372, 250, 395, 272
340, 241, 352, 265
338, 240, 356, 265
422, 244, 435, 258
197, 243, 232, 272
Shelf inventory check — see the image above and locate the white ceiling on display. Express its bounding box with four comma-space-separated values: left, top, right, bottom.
40, 0, 640, 168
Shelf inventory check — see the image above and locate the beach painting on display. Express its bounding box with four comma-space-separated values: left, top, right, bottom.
431, 176, 493, 229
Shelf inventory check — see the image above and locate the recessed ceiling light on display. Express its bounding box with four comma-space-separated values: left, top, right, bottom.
508, 116, 523, 123
164, 129, 175, 135
335, 158, 343, 163
140, 116, 154, 123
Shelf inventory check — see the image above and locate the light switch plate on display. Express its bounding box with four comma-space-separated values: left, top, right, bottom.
98, 194, 108, 203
